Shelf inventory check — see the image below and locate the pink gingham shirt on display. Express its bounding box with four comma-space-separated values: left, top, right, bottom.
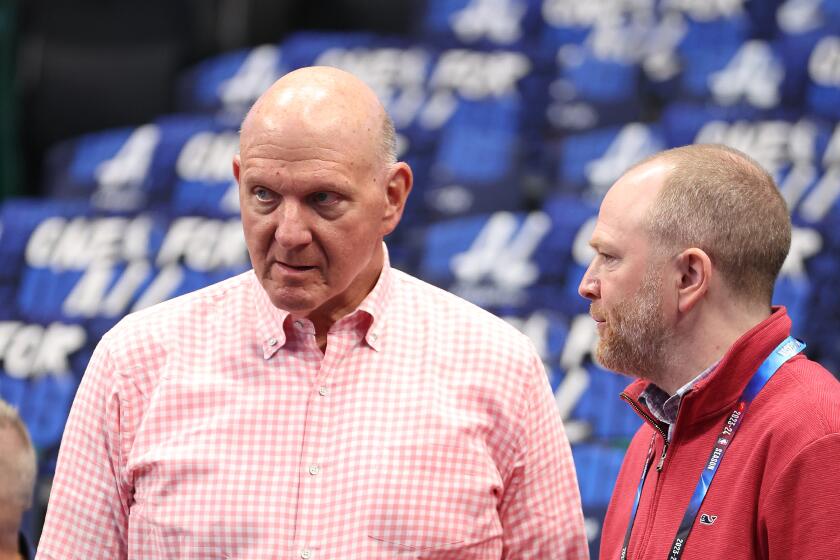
37, 251, 588, 560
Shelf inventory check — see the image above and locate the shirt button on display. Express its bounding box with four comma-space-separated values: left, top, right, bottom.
268, 337, 278, 347
369, 333, 378, 342
300, 548, 312, 559
318, 386, 328, 397
294, 320, 304, 329
308, 464, 321, 476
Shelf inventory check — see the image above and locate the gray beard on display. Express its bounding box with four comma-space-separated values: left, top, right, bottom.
595, 267, 672, 381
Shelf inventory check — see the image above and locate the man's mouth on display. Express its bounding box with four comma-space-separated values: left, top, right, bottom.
276, 261, 316, 272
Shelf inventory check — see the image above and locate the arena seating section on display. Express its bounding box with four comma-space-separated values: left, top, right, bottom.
2, 0, 840, 556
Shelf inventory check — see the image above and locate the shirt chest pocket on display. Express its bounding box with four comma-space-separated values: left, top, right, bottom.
367, 442, 504, 558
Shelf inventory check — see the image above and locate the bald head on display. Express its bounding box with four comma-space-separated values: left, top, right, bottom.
634, 144, 791, 304
0, 400, 36, 511
241, 66, 396, 167
233, 66, 413, 332
603, 158, 673, 228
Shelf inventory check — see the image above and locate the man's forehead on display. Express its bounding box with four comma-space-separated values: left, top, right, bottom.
590, 160, 672, 244
240, 82, 384, 165
604, 161, 670, 215
612, 159, 670, 198
239, 120, 379, 177
244, 68, 382, 133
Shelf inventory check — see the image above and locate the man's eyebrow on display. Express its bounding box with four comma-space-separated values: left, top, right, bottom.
589, 237, 618, 253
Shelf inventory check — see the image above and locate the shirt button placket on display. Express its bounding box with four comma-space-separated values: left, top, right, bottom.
297, 333, 333, 560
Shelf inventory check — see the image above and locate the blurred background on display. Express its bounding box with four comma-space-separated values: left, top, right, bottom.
1, 0, 839, 557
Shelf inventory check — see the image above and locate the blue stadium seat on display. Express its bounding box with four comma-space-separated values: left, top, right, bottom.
13, 9, 840, 554
43, 114, 240, 213
177, 43, 286, 116
5, 204, 248, 337
417, 0, 544, 52
555, 123, 666, 196
546, 42, 643, 134
805, 35, 840, 119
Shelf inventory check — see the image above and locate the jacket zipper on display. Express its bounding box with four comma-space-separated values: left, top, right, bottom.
620, 392, 670, 471
620, 391, 672, 559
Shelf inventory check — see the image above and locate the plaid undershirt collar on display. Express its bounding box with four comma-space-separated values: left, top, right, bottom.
639, 360, 720, 441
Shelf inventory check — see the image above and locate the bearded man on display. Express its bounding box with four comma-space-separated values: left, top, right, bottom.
578, 144, 840, 559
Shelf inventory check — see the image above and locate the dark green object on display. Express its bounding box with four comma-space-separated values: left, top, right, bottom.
0, 0, 21, 202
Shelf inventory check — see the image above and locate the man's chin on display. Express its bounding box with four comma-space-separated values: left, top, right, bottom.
595, 342, 643, 378
265, 289, 317, 315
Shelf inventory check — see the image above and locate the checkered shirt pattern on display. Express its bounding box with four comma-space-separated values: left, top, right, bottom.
37, 252, 588, 560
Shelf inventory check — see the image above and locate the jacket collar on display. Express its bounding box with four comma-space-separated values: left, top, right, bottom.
622, 306, 793, 429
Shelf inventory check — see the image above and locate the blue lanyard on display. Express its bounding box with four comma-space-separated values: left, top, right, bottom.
619, 336, 805, 560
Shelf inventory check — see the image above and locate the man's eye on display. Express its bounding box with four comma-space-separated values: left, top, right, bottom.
600, 252, 616, 262
254, 188, 273, 202
311, 192, 339, 206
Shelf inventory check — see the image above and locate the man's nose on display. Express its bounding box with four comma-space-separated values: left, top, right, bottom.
578, 265, 599, 300
274, 202, 313, 248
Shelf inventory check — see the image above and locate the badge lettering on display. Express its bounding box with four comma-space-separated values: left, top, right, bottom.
707, 446, 724, 470
670, 537, 684, 560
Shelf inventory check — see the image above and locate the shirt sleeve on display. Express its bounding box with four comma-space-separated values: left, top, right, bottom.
498, 351, 590, 559
36, 335, 131, 559
762, 433, 840, 560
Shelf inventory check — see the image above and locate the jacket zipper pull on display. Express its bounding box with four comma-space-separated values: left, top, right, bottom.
656, 441, 669, 472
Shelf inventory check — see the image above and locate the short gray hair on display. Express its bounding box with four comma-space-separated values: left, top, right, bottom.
380, 111, 398, 166
0, 399, 37, 508
642, 144, 791, 304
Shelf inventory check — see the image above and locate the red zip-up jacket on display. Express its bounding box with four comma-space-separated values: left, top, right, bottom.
600, 307, 840, 559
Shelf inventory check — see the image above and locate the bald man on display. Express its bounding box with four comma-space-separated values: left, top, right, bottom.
38, 67, 588, 559
0, 399, 37, 560
578, 144, 840, 560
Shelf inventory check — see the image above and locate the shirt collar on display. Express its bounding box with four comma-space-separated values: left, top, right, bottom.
639, 360, 719, 440
353, 244, 392, 351
252, 243, 393, 358
252, 272, 291, 360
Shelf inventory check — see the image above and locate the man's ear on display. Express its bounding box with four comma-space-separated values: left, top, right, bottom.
232, 154, 242, 183
381, 162, 413, 236
675, 247, 712, 313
